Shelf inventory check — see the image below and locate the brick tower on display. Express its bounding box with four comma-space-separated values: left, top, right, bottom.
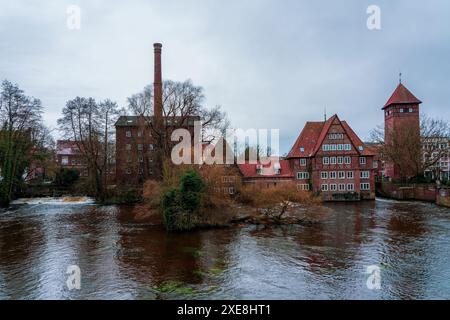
383, 81, 422, 180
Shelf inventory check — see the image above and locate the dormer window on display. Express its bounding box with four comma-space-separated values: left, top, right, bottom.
256, 165, 263, 175
299, 147, 305, 153
358, 146, 364, 151
273, 162, 281, 175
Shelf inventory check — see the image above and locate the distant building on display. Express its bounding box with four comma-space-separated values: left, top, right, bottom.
56, 140, 88, 177
423, 137, 449, 181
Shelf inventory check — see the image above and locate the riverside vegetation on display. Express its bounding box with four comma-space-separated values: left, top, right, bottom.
132, 163, 324, 232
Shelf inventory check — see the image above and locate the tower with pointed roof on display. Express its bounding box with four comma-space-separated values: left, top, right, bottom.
383, 82, 422, 180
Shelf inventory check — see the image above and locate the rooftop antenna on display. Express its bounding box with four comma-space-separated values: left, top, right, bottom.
399, 71, 402, 84
324, 107, 327, 121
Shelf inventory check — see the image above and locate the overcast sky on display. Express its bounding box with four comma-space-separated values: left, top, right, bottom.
1, 0, 449, 153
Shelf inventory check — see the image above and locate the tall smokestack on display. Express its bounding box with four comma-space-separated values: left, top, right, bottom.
153, 43, 163, 120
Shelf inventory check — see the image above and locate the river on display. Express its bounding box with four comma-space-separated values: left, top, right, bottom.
0, 197, 449, 300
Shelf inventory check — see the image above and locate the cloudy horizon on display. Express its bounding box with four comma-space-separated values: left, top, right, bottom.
1, 0, 449, 153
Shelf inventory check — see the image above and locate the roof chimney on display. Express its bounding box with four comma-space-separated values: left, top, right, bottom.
153, 43, 163, 120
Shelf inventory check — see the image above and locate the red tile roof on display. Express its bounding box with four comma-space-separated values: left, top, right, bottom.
383, 83, 422, 109
287, 114, 375, 158
287, 121, 324, 158
238, 159, 294, 179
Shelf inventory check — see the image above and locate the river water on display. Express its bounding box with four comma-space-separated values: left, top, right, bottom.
0, 197, 449, 300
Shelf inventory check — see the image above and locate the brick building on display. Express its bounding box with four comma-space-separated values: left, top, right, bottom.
238, 114, 376, 201
56, 140, 89, 177
383, 82, 422, 180
115, 115, 199, 186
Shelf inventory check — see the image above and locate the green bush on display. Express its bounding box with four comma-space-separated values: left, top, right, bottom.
55, 168, 80, 187
161, 170, 204, 231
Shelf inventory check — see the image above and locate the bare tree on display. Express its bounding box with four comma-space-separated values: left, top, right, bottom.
128, 79, 230, 148
57, 97, 120, 200
0, 80, 47, 206
370, 114, 450, 181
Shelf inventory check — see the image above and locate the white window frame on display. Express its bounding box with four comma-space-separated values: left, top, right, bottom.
323, 157, 330, 165
359, 157, 366, 165
297, 172, 310, 180
321, 184, 329, 191
300, 158, 307, 166
126, 130, 132, 138
321, 172, 328, 179
360, 183, 370, 191
329, 171, 336, 179
347, 183, 355, 191
330, 184, 337, 191
345, 156, 351, 164
347, 171, 354, 179
360, 171, 370, 179
338, 183, 346, 191
330, 157, 337, 165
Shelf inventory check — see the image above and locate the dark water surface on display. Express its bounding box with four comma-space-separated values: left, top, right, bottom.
1, 198, 450, 300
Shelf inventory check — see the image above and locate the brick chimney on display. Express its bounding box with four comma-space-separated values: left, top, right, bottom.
153, 43, 163, 120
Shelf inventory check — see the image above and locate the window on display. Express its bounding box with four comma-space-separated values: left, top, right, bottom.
61, 156, 69, 165
359, 157, 366, 165
138, 144, 143, 151
345, 156, 351, 164
347, 183, 355, 191
321, 184, 329, 191
329, 171, 337, 179
138, 168, 143, 175
228, 187, 235, 195
329, 133, 344, 140
358, 146, 364, 151
138, 156, 144, 163
137, 131, 143, 137
297, 184, 310, 191
148, 144, 154, 151
126, 130, 132, 138
126, 168, 132, 175
374, 161, 378, 169
360, 183, 370, 191
339, 184, 346, 191
299, 147, 305, 153
126, 144, 131, 151
360, 171, 370, 179
330, 184, 337, 191
323, 157, 330, 165
409, 108, 413, 113
400, 108, 404, 113
297, 172, 309, 179
338, 171, 345, 179
149, 157, 153, 163
330, 157, 337, 165
300, 158, 307, 166
347, 171, 354, 179
321, 172, 328, 179
337, 156, 343, 164
345, 144, 352, 151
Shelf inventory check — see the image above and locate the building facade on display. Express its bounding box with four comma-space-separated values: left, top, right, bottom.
56, 140, 89, 178
383, 83, 422, 181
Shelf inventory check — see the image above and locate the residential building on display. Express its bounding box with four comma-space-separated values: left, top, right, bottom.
287, 114, 375, 201
56, 140, 89, 177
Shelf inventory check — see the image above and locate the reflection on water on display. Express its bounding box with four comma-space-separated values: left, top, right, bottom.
1, 198, 450, 299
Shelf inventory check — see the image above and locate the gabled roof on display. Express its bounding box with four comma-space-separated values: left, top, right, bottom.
238, 158, 294, 179
56, 140, 82, 156
287, 121, 325, 158
383, 83, 422, 109
287, 114, 375, 158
